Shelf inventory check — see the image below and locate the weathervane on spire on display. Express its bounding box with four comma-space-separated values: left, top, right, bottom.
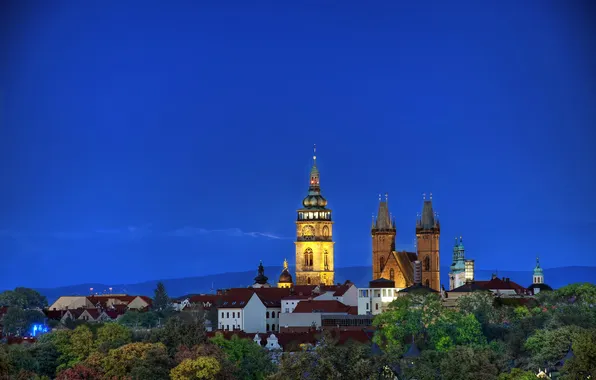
430, 192, 433, 200
313, 144, 317, 165
423, 192, 426, 200
385, 192, 388, 203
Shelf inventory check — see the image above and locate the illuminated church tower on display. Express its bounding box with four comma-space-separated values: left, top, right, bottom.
416, 193, 440, 291
295, 146, 334, 286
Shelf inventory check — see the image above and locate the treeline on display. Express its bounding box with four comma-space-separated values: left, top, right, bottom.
0, 283, 595, 379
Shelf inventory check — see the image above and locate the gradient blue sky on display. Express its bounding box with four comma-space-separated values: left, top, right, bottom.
1, 1, 595, 289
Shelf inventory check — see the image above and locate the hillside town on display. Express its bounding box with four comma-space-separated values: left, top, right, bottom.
1, 152, 565, 372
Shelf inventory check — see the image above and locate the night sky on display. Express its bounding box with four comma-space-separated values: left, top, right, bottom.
1, 1, 595, 289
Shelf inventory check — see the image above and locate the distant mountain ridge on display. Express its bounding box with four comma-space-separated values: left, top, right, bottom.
34, 266, 596, 304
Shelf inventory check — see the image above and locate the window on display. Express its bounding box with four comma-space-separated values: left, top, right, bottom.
285, 308, 289, 313
272, 324, 276, 331
366, 303, 369, 310
389, 268, 395, 281
266, 311, 270, 318
375, 303, 378, 310
380, 257, 385, 270
425, 279, 430, 287
324, 250, 329, 268
226, 325, 229, 331
266, 324, 270, 331
424, 256, 430, 271
307, 277, 311, 285
227, 312, 229, 318
232, 312, 235, 318
304, 248, 313, 266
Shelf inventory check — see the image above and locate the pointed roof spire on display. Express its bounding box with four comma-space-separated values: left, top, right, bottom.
417, 192, 437, 230
373, 192, 393, 231
313, 143, 317, 167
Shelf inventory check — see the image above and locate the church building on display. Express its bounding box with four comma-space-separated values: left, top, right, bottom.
371, 193, 441, 292
294, 147, 335, 286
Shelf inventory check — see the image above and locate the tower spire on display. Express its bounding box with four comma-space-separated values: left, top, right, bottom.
313, 144, 317, 166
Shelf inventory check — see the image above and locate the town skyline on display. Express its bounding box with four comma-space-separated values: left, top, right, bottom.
2, 1, 595, 289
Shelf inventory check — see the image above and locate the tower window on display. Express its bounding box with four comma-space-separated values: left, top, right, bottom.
380, 257, 385, 270
307, 277, 311, 285
424, 256, 430, 271
389, 268, 395, 281
304, 248, 313, 267
425, 279, 430, 287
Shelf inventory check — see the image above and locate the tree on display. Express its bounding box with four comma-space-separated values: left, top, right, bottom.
439, 345, 504, 380
457, 292, 498, 327
426, 310, 486, 352
95, 323, 132, 353
55, 363, 102, 380
6, 344, 38, 376
561, 328, 596, 379
153, 282, 170, 311
102, 342, 168, 378
0, 288, 47, 309
31, 341, 60, 378
498, 368, 536, 380
128, 345, 173, 380
69, 325, 94, 366
372, 294, 441, 356
272, 333, 382, 380
161, 315, 206, 355
209, 333, 275, 380
170, 357, 221, 380
524, 325, 581, 368
1, 307, 27, 335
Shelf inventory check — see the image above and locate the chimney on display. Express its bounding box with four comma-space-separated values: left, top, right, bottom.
414, 261, 422, 285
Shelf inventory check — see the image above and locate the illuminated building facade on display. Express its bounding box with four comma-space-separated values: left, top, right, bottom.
295, 147, 334, 286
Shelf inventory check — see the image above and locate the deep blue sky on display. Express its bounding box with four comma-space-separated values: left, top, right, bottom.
1, 1, 595, 289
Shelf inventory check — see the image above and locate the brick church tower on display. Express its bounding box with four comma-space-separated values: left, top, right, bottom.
416, 194, 440, 291
371, 194, 396, 280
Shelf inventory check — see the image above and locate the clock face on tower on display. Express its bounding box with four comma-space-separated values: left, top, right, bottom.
301, 225, 315, 238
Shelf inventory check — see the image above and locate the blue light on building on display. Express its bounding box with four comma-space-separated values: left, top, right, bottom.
30, 324, 49, 337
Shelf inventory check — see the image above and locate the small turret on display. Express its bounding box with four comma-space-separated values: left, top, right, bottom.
252, 261, 270, 288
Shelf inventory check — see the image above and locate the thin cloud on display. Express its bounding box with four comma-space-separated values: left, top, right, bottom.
0, 225, 289, 241
168, 227, 291, 240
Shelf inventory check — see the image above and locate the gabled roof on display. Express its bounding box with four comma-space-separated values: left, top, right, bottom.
293, 300, 354, 314
449, 282, 491, 293
320, 284, 352, 297
291, 285, 318, 296
282, 295, 311, 301
218, 290, 255, 309
481, 277, 527, 293
399, 283, 438, 294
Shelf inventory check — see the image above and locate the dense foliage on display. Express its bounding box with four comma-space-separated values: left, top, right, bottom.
1, 283, 595, 379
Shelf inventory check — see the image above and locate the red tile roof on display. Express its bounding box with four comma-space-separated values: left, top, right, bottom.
282, 295, 312, 301
480, 278, 528, 293
293, 300, 354, 314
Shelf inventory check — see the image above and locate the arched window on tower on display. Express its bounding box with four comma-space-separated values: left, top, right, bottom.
307, 277, 311, 285
380, 257, 385, 270
425, 279, 430, 287
389, 268, 395, 281
424, 256, 430, 271
304, 248, 313, 267
324, 250, 329, 269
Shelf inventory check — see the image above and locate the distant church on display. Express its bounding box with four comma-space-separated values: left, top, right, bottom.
371, 194, 441, 291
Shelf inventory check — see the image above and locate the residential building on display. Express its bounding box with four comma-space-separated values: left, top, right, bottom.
358, 278, 401, 315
